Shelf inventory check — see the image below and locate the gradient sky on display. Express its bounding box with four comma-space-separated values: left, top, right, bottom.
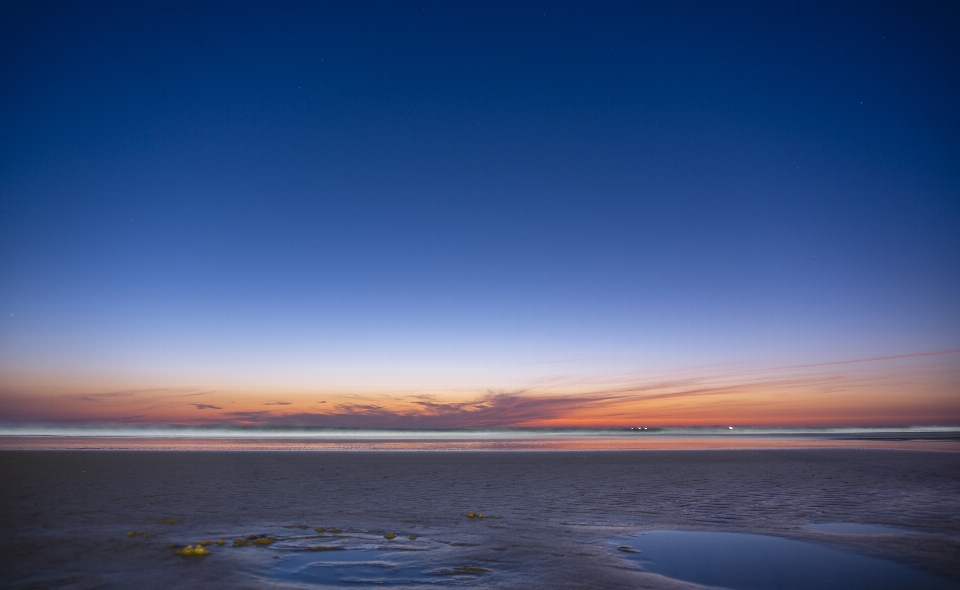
1, 1, 958, 428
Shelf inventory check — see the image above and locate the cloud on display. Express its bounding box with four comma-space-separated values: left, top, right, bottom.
196, 365, 871, 429
333, 403, 384, 413
62, 390, 141, 402
61, 388, 214, 402
15, 349, 959, 427
179, 390, 217, 397
781, 348, 960, 371
218, 391, 623, 429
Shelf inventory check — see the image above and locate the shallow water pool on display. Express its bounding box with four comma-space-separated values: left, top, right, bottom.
268, 541, 499, 587
617, 530, 956, 590
272, 548, 433, 586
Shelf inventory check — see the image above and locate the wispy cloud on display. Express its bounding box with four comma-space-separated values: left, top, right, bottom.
777, 349, 960, 371
196, 350, 960, 428
218, 388, 709, 428
62, 390, 141, 402
60, 388, 214, 402
5, 349, 957, 427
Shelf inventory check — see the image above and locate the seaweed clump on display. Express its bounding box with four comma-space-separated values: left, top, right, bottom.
175, 545, 210, 557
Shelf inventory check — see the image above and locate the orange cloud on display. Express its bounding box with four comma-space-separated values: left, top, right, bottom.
1, 350, 958, 428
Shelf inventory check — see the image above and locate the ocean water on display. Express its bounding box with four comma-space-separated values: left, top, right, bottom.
5, 425, 960, 439
2, 425, 959, 451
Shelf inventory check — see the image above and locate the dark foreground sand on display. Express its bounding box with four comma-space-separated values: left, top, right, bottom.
3, 449, 959, 589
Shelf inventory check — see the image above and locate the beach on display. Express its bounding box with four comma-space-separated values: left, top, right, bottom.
3, 449, 960, 589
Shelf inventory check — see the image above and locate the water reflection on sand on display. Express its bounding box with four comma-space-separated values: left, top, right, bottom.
270, 538, 499, 587
805, 522, 918, 535
616, 530, 956, 590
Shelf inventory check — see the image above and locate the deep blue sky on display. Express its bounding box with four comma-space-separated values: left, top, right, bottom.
1, 1, 958, 421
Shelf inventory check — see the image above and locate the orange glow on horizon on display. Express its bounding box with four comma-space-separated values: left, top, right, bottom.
1, 350, 958, 428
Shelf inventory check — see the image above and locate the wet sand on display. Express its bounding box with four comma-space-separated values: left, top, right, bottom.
3, 449, 960, 589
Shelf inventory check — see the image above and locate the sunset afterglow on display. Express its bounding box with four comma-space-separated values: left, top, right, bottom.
1, 2, 958, 433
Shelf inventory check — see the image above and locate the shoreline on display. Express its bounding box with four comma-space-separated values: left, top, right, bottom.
2, 435, 959, 452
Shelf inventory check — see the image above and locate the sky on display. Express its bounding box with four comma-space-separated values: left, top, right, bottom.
1, 1, 958, 429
